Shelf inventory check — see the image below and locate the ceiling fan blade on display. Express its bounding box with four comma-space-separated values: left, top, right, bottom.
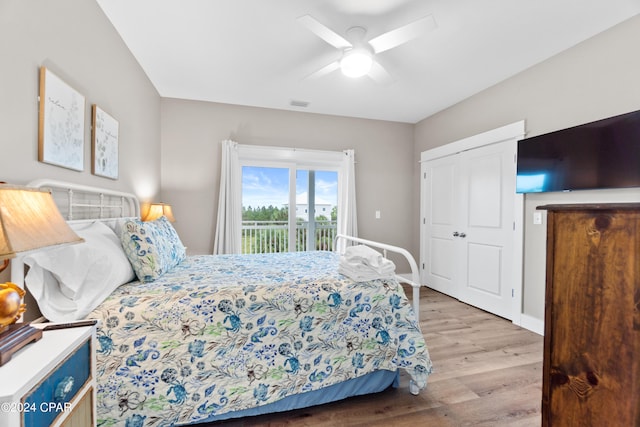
304, 61, 341, 80
368, 61, 394, 85
369, 15, 436, 54
298, 15, 352, 49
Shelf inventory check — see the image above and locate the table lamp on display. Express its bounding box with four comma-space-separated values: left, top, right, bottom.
142, 202, 175, 222
0, 185, 84, 365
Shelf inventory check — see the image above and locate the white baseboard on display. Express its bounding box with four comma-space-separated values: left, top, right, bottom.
413, 278, 545, 337
518, 314, 545, 336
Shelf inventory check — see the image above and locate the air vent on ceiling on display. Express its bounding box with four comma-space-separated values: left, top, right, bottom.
290, 99, 310, 108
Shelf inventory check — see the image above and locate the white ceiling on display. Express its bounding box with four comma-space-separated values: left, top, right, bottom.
96, 0, 640, 124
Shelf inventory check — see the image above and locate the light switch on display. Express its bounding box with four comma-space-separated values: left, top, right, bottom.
375, 210, 381, 219
533, 211, 543, 225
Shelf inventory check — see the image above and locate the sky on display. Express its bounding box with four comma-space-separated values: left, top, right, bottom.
242, 166, 337, 209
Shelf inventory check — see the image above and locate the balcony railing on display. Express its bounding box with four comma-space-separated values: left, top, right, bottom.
241, 220, 337, 254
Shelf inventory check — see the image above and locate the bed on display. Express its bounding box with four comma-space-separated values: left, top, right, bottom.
12, 180, 433, 427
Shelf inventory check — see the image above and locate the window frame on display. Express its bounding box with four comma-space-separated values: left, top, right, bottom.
238, 145, 348, 252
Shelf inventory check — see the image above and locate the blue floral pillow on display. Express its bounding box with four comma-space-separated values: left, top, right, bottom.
120, 216, 186, 282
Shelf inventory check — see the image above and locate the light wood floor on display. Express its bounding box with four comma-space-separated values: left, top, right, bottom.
205, 287, 544, 426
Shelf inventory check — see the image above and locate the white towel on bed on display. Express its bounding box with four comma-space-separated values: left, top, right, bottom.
339, 245, 396, 281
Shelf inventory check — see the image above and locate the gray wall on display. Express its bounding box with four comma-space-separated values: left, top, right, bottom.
3, 0, 639, 324
0, 0, 161, 196
414, 15, 640, 322
160, 98, 415, 270
0, 0, 161, 280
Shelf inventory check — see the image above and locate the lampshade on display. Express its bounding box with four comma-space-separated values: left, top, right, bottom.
0, 186, 84, 262
142, 203, 175, 222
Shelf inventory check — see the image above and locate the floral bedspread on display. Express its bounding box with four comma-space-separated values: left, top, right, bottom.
89, 251, 432, 426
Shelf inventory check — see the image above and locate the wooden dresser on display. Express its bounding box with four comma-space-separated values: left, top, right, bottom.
539, 203, 640, 426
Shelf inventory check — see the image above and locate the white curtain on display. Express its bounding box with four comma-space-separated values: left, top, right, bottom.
213, 140, 242, 254
214, 142, 357, 254
337, 149, 358, 251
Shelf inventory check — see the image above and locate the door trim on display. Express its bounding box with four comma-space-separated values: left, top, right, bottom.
420, 121, 526, 162
420, 120, 527, 328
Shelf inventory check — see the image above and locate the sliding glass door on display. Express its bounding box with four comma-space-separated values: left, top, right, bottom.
294, 169, 338, 251
241, 166, 289, 253
241, 166, 337, 253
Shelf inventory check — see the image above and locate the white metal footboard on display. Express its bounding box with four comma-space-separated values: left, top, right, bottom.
334, 234, 424, 396
334, 234, 422, 320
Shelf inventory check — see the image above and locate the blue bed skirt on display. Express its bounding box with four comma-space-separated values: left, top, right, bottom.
182, 369, 399, 425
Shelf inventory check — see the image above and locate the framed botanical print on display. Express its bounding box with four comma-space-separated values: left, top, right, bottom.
91, 105, 119, 180
38, 67, 85, 171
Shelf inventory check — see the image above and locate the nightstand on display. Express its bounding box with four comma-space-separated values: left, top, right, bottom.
0, 326, 96, 427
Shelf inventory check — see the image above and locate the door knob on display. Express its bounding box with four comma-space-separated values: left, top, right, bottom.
453, 231, 459, 237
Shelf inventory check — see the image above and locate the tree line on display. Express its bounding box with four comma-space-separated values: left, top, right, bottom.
243, 205, 337, 221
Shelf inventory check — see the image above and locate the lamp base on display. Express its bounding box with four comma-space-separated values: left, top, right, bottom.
0, 323, 42, 366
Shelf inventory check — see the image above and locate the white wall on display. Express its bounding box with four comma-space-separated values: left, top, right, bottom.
414, 15, 640, 323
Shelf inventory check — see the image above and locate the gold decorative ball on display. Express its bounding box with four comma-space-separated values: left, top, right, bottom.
0, 282, 26, 328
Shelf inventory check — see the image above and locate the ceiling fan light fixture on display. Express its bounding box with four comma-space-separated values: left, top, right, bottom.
340, 49, 373, 78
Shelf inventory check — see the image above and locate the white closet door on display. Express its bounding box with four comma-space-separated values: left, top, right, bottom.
421, 155, 459, 298
457, 140, 516, 319
421, 140, 517, 320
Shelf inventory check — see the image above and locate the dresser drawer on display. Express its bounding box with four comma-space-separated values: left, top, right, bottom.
22, 338, 91, 427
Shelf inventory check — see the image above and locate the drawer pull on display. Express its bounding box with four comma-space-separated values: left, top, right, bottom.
54, 376, 75, 401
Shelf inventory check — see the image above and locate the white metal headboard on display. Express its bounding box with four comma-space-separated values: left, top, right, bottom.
10, 179, 140, 289
27, 179, 140, 220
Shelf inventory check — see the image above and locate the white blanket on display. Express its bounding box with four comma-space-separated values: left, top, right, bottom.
339, 245, 396, 281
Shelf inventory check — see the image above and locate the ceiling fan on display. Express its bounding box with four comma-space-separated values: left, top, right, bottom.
298, 14, 436, 84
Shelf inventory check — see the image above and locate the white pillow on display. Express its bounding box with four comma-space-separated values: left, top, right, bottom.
24, 221, 135, 322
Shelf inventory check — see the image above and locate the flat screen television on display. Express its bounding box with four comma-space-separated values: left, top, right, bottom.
516, 109, 640, 193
